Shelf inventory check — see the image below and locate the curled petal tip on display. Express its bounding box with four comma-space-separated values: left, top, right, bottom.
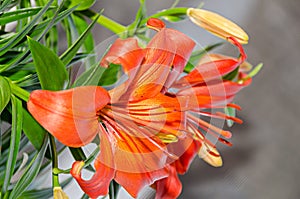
147, 18, 166, 31
71, 161, 85, 178
187, 8, 249, 44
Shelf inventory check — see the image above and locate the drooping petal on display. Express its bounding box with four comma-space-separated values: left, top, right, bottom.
71, 126, 115, 198
27, 86, 110, 147
172, 139, 201, 174
155, 165, 182, 199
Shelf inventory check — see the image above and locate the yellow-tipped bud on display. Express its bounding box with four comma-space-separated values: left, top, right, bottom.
198, 144, 223, 167
53, 187, 69, 199
187, 8, 249, 44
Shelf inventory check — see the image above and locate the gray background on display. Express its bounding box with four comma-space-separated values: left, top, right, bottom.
90, 0, 300, 198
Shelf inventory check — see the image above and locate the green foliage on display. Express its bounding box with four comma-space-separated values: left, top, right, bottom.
2, 95, 22, 195
28, 37, 68, 90
69, 0, 96, 11
0, 76, 10, 114
98, 64, 121, 86
8, 135, 48, 199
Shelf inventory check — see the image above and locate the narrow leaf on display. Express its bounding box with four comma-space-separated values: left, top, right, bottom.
98, 64, 121, 86
8, 134, 48, 199
28, 37, 68, 90
2, 95, 23, 194
60, 11, 102, 65
72, 61, 106, 87
0, 76, 11, 114
22, 109, 46, 150
18, 177, 72, 199
0, 7, 54, 25
0, 0, 54, 56
247, 63, 263, 78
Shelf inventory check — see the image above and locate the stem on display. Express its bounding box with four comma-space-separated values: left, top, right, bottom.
50, 135, 60, 187
79, 10, 126, 35
10, 82, 30, 101
140, 7, 188, 24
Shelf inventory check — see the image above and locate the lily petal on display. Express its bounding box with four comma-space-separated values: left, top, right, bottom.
155, 165, 182, 199
100, 38, 144, 73
27, 86, 110, 147
71, 127, 115, 198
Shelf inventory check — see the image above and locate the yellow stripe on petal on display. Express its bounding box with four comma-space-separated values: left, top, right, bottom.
187, 8, 249, 44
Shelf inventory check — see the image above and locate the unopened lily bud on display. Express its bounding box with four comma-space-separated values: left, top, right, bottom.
187, 8, 249, 44
53, 187, 69, 199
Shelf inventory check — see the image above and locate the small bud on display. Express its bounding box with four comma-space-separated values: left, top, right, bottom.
198, 144, 223, 167
53, 187, 69, 199
187, 8, 249, 44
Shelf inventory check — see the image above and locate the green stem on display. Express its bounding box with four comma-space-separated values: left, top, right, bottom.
50, 135, 60, 187
140, 7, 188, 24
79, 10, 126, 35
10, 82, 30, 101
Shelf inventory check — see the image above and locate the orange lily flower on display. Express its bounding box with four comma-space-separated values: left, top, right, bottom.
27, 18, 251, 199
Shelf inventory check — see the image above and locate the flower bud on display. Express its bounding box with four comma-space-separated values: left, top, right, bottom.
187, 8, 249, 44
53, 187, 69, 199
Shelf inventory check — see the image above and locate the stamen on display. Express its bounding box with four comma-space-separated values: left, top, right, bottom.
227, 103, 242, 110
188, 114, 232, 138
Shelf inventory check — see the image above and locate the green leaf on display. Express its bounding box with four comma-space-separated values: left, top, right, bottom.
0, 0, 15, 12
22, 109, 46, 150
223, 66, 239, 81
0, 4, 78, 73
246, 63, 263, 78
127, 0, 146, 36
224, 106, 236, 127
98, 64, 121, 86
69, 0, 96, 11
60, 11, 102, 65
17, 177, 72, 199
72, 61, 106, 87
0, 0, 54, 57
0, 7, 53, 26
2, 95, 22, 194
28, 37, 68, 90
69, 147, 94, 172
8, 134, 48, 199
0, 76, 11, 114
72, 14, 96, 65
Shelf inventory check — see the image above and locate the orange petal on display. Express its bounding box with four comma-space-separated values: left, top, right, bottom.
155, 165, 182, 199
100, 38, 144, 73
177, 59, 239, 86
177, 78, 252, 97
172, 139, 201, 174
128, 29, 175, 101
27, 86, 110, 147
115, 169, 168, 198
163, 29, 195, 88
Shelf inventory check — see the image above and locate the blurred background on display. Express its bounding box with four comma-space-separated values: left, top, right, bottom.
85, 0, 300, 198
